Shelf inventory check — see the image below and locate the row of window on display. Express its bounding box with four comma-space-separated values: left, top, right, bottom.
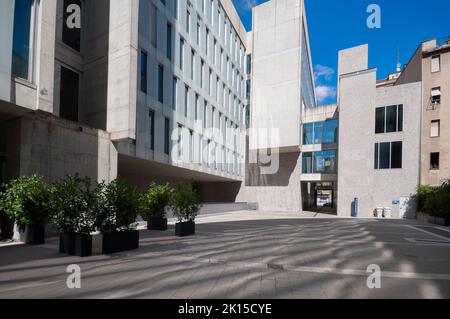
148, 113, 243, 175
140, 51, 245, 126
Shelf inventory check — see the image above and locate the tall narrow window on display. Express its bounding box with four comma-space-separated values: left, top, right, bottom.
12, 0, 34, 79
149, 110, 155, 150
172, 76, 177, 110
184, 86, 189, 117
158, 65, 164, 103
196, 22, 200, 46
430, 120, 440, 137
195, 94, 199, 120
386, 105, 397, 133
150, 4, 157, 47
140, 51, 147, 93
191, 49, 195, 80
164, 118, 170, 155
179, 38, 184, 70
186, 10, 190, 34
57, 65, 80, 122
431, 55, 441, 73
375, 107, 385, 134
398, 104, 403, 132
189, 130, 194, 162
209, 69, 213, 96
200, 60, 205, 88
174, 0, 178, 19
379, 142, 391, 169
206, 29, 209, 55
204, 102, 207, 129
166, 23, 172, 60
391, 141, 402, 169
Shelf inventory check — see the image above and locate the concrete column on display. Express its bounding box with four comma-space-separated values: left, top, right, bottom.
0, 0, 15, 102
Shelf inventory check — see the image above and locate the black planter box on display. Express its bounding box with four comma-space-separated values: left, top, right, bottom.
427, 215, 437, 224
59, 233, 92, 257
147, 217, 168, 231
175, 221, 195, 237
26, 225, 45, 245
436, 217, 450, 226
102, 230, 139, 254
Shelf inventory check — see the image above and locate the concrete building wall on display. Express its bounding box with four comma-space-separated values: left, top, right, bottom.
338, 62, 421, 218
5, 112, 117, 183
249, 0, 304, 151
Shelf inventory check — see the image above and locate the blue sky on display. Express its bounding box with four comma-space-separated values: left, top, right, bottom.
231, 0, 450, 105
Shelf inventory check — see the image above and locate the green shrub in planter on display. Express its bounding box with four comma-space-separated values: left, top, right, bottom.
416, 185, 439, 213
95, 177, 141, 233
49, 175, 97, 235
49, 175, 98, 256
170, 181, 201, 237
140, 183, 172, 230
0, 175, 49, 244
95, 178, 141, 254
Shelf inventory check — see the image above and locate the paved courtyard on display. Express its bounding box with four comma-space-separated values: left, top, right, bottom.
1, 211, 450, 299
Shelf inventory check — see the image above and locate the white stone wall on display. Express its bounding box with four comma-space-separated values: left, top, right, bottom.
337, 56, 422, 218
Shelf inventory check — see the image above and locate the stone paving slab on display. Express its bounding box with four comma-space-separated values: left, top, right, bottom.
1, 211, 450, 299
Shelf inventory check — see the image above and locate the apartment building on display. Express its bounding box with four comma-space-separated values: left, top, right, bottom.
396, 38, 450, 187
337, 44, 422, 218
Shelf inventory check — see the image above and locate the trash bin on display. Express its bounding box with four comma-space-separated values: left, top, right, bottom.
383, 207, 392, 218
376, 207, 384, 218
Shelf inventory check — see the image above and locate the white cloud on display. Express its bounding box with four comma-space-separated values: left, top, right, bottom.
315, 85, 337, 103
243, 0, 258, 11
314, 64, 335, 82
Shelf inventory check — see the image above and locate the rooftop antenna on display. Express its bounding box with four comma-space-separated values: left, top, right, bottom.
396, 42, 401, 72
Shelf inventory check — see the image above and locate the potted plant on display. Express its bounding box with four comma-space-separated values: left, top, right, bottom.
95, 178, 141, 254
170, 181, 201, 237
49, 175, 97, 257
140, 183, 172, 231
0, 175, 49, 245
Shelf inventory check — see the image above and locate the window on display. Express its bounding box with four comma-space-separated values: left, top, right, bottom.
213, 39, 217, 65
386, 105, 397, 133
158, 65, 164, 103
210, 0, 214, 25
195, 94, 199, 120
160, 0, 165, 5
179, 38, 184, 70
430, 152, 440, 170
374, 141, 403, 169
206, 29, 210, 55
150, 4, 157, 47
164, 118, 170, 155
140, 51, 147, 93
191, 49, 195, 80
431, 87, 441, 105
303, 120, 338, 145
172, 76, 177, 110
174, 0, 178, 19
189, 130, 194, 162
431, 120, 440, 137
149, 110, 155, 150
12, 0, 34, 79
209, 69, 213, 96
196, 22, 200, 46
184, 85, 189, 117
431, 55, 441, 73
204, 102, 207, 129
177, 124, 183, 159
391, 141, 402, 169
246, 80, 251, 99
200, 60, 205, 88
302, 150, 337, 174
62, 0, 82, 52
166, 23, 172, 60
186, 10, 190, 34
56, 65, 80, 122
375, 105, 403, 134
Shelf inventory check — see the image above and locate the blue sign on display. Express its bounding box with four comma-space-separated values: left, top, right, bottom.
392, 200, 400, 205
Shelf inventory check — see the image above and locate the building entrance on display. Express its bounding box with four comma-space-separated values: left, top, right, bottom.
302, 182, 337, 214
